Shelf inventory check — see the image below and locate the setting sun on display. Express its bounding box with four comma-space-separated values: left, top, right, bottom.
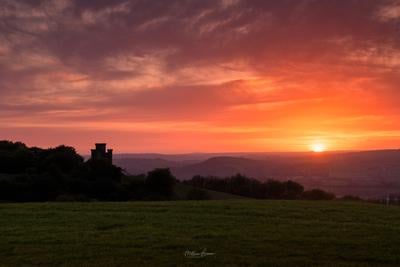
311, 143, 326, 153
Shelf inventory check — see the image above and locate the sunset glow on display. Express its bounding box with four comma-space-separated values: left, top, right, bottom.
1, 1, 400, 153
311, 143, 326, 153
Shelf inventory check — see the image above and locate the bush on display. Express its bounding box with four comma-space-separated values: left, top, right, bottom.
146, 168, 176, 199
302, 189, 335, 200
122, 175, 146, 200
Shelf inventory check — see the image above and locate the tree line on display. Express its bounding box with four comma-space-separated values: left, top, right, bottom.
0, 140, 335, 202
184, 174, 335, 200
0, 141, 175, 202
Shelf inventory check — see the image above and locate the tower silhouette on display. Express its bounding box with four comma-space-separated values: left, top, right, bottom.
91, 143, 113, 163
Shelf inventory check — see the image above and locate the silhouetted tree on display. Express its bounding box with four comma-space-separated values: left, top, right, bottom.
41, 145, 83, 173
84, 159, 122, 182
122, 174, 147, 200
284, 180, 304, 199
0, 141, 130, 201
0, 141, 34, 173
186, 175, 313, 200
264, 179, 286, 199
145, 168, 176, 199
302, 189, 335, 200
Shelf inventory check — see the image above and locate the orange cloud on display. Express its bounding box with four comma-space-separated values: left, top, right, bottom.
1, 0, 400, 152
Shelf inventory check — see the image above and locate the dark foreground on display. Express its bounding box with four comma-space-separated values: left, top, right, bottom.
0, 200, 399, 267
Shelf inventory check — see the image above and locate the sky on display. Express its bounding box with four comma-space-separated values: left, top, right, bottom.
0, 0, 400, 153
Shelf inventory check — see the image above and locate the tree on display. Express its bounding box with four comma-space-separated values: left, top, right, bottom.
41, 145, 83, 173
0, 141, 34, 173
302, 189, 335, 200
284, 180, 304, 199
145, 168, 176, 199
264, 179, 286, 199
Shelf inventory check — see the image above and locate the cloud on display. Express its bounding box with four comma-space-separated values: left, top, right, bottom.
377, 0, 400, 21
1, 0, 400, 151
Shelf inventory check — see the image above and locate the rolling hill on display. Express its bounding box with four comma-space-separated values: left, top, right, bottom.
114, 150, 400, 198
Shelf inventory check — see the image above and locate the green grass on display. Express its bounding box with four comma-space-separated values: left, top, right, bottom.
0, 201, 399, 267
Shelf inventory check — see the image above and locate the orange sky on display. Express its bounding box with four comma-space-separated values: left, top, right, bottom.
1, 0, 400, 153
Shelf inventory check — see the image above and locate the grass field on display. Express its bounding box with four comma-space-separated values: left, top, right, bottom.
0, 200, 399, 267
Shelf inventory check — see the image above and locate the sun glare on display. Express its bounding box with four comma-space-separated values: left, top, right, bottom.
311, 143, 326, 153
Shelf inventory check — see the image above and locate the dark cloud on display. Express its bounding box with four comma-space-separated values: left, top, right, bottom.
2, 0, 397, 73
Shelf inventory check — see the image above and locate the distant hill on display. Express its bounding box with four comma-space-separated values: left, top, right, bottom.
114, 149, 400, 198
172, 157, 270, 180
115, 158, 187, 175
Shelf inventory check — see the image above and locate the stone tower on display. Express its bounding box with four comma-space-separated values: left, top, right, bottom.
91, 143, 113, 163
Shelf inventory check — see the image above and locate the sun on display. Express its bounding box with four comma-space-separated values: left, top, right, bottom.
311, 143, 326, 153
